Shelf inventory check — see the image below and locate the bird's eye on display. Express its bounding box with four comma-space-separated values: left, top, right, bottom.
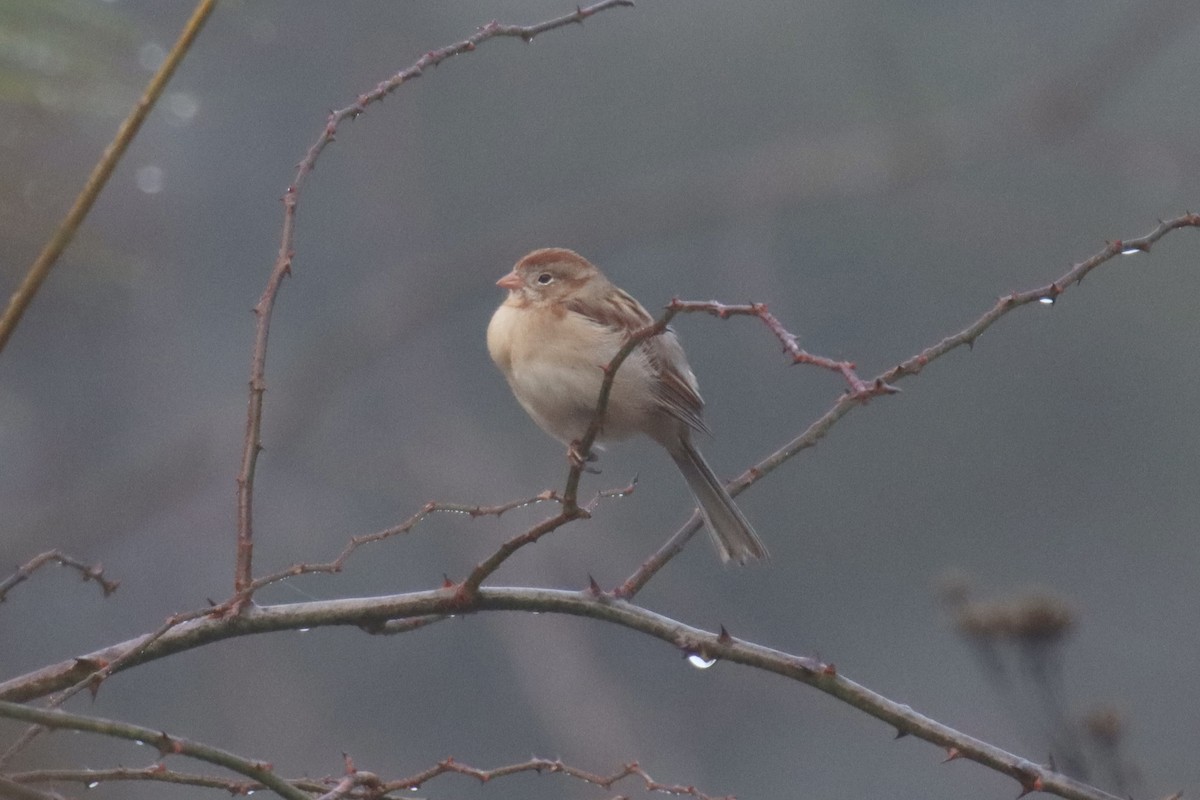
536, 273, 553, 285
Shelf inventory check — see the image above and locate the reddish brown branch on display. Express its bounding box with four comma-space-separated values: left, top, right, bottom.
667, 299, 897, 397
232, 0, 635, 609
384, 756, 731, 800
616, 212, 1200, 596
883, 215, 1200, 383
458, 512, 578, 598
0, 550, 119, 604
9, 756, 726, 800
238, 492, 560, 604
434, 478, 637, 602
0, 586, 1136, 800
0, 607, 209, 768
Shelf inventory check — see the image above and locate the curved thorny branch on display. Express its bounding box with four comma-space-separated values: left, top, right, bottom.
2, 0, 1196, 796
0, 587, 1134, 800
5, 748, 730, 800
0, 550, 119, 604
233, 0, 635, 607
614, 213, 1200, 596
2, 214, 1188, 798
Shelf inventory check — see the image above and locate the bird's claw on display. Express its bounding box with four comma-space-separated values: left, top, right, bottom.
568, 441, 601, 474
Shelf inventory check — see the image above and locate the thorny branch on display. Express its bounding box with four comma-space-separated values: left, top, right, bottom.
238, 492, 560, 604
233, 0, 635, 608
614, 213, 1200, 596
6, 756, 729, 800
0, 551, 119, 604
0, 608, 211, 768
1, 215, 1193, 800
666, 299, 897, 397
0, 701, 308, 800
0, 587, 1128, 800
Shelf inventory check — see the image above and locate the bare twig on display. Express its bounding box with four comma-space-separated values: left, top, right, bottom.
0, 588, 1128, 800
457, 511, 577, 598
0, 702, 309, 800
385, 756, 732, 800
0, 608, 209, 768
0, 775, 63, 800
1, 217, 1192, 800
0, 551, 119, 604
667, 300, 897, 397
0, 0, 216, 355
9, 756, 726, 800
7, 766, 326, 796
233, 0, 635, 609
616, 213, 1200, 595
237, 492, 559, 604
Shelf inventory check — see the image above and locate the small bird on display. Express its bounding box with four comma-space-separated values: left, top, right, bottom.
487, 247, 767, 563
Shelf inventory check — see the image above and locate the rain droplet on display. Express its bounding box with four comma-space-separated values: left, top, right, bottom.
297, 628, 310, 633
1038, 296, 1055, 305
686, 653, 716, 669
135, 740, 145, 746
1121, 246, 1142, 255
87, 782, 100, 789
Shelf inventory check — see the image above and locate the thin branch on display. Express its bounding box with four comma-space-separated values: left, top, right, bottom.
7, 766, 300, 796
458, 511, 577, 598
9, 756, 726, 800
0, 608, 209, 768
1, 216, 1192, 799
0, 702, 309, 800
666, 300, 897, 397
384, 756, 731, 800
373, 480, 636, 622
237, 492, 559, 604
0, 588, 1126, 800
0, 775, 63, 800
0, 551, 119, 604
0, 0, 216, 355
616, 213, 1200, 595
233, 0, 635, 608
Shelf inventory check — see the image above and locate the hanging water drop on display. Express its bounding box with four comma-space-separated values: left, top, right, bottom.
1038, 296, 1055, 305
686, 653, 716, 669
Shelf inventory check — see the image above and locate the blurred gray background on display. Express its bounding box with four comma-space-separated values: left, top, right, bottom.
1, 0, 1198, 797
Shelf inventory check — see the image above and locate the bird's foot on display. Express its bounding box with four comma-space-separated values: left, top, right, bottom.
568, 441, 601, 474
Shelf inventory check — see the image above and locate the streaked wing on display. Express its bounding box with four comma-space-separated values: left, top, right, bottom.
567, 284, 708, 433
646, 330, 709, 434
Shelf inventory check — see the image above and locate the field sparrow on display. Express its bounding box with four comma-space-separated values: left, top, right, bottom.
487, 248, 767, 563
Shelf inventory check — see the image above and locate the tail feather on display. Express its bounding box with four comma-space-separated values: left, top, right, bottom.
668, 435, 768, 564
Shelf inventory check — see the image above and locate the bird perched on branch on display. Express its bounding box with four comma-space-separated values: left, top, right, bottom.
487, 247, 766, 564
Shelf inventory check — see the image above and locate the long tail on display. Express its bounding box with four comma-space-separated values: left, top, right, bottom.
667, 435, 768, 564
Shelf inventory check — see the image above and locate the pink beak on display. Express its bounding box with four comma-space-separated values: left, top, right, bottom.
496, 270, 522, 290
